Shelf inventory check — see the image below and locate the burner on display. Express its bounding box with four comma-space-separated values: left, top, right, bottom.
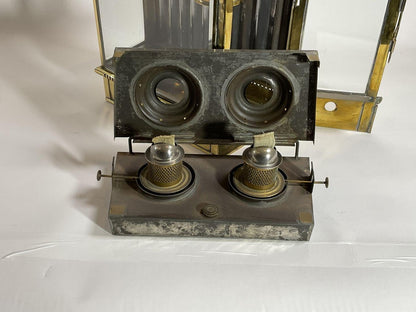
137, 143, 195, 197
229, 146, 287, 200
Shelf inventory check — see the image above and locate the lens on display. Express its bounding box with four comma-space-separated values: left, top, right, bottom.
155, 78, 187, 105
134, 66, 202, 127
244, 79, 274, 105
224, 66, 293, 128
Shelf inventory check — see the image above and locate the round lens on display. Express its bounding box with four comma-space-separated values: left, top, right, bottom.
155, 78, 186, 105
244, 79, 274, 105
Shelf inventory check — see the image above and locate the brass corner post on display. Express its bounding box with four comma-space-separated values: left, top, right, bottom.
93, 0, 115, 103
287, 0, 309, 50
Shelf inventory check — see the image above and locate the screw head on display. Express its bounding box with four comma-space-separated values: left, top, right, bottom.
96, 170, 102, 181
201, 204, 219, 218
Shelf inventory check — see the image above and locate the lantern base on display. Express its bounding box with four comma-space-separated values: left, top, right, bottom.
107, 152, 315, 241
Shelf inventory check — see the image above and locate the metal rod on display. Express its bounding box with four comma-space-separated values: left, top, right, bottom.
96, 170, 138, 181
97, 170, 329, 188
287, 177, 329, 188
295, 141, 299, 158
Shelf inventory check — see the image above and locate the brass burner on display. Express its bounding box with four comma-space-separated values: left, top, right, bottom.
229, 146, 287, 200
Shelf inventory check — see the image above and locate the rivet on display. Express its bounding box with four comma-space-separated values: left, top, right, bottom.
201, 204, 219, 218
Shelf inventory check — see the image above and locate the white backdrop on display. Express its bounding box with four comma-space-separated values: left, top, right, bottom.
0, 1, 416, 311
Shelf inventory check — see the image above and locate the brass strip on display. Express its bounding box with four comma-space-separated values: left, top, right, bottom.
287, 0, 308, 50
366, 0, 405, 98
95, 66, 114, 80
212, 0, 225, 48
316, 97, 367, 131
316, 91, 382, 132
93, 0, 105, 65
103, 77, 110, 101
358, 101, 377, 133
316, 0, 405, 132
95, 66, 115, 103
193, 144, 241, 155
212, 0, 235, 49
367, 43, 390, 98
223, 0, 234, 49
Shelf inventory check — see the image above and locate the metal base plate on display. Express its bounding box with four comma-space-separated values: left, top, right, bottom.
108, 152, 314, 241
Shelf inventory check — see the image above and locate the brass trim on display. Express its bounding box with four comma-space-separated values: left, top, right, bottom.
212, 0, 234, 49
95, 66, 115, 103
93, 0, 105, 65
193, 144, 242, 155
223, 0, 234, 49
287, 0, 308, 50
366, 0, 406, 98
316, 91, 381, 132
95, 66, 114, 80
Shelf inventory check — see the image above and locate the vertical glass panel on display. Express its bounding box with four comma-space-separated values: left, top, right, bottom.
143, 0, 211, 49
230, 0, 294, 50
98, 0, 212, 72
302, 0, 388, 93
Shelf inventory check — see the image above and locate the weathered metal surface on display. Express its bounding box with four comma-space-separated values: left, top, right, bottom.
114, 49, 319, 145
108, 152, 314, 240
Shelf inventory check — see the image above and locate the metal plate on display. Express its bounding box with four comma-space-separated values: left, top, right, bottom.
108, 152, 314, 240
113, 49, 318, 145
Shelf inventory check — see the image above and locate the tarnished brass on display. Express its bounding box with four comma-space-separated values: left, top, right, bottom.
95, 66, 114, 104
93, 0, 116, 103
193, 144, 242, 155
317, 0, 406, 133
287, 0, 308, 50
316, 91, 381, 132
213, 0, 235, 49
93, 0, 105, 65
93, 0, 405, 142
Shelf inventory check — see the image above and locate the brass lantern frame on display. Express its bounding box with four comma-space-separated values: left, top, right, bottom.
93, 0, 115, 104
315, 0, 406, 132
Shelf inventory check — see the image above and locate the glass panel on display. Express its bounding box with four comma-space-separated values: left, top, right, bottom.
143, 0, 212, 49
230, 0, 294, 49
302, 0, 389, 93
98, 0, 212, 72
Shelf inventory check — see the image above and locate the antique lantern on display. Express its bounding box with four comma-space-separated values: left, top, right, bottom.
93, 0, 405, 134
